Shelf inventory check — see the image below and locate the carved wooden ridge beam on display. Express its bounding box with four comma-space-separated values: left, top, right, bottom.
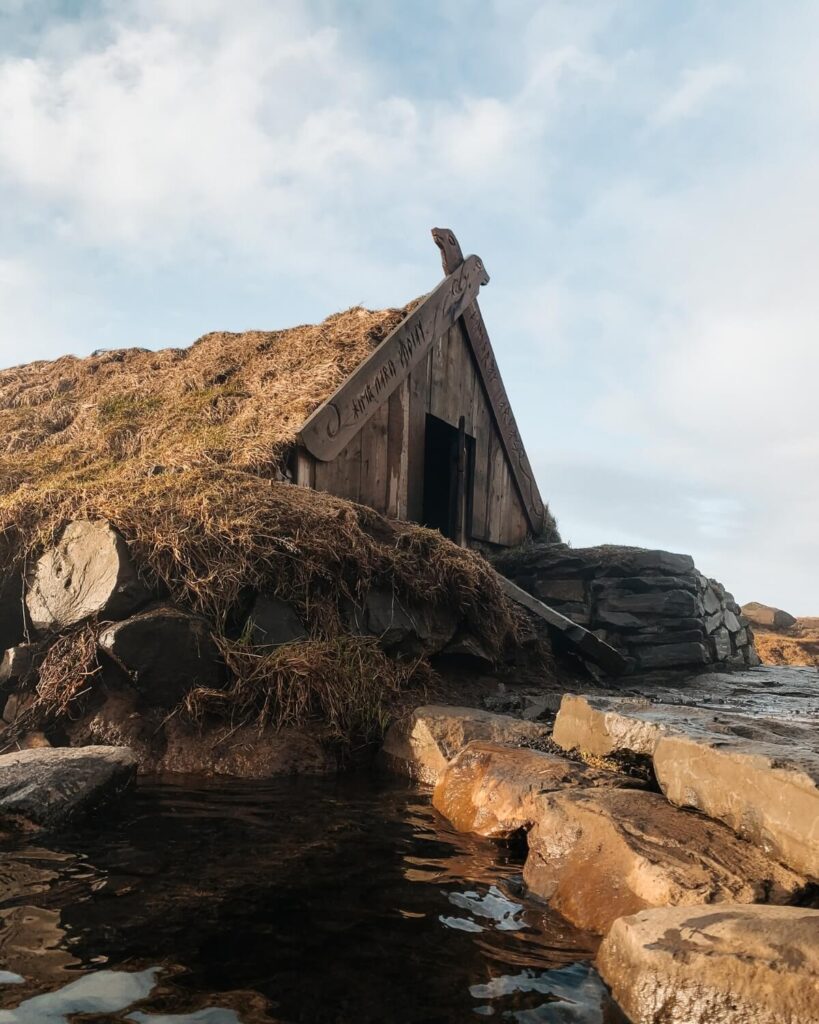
299, 253, 490, 462
432, 227, 547, 536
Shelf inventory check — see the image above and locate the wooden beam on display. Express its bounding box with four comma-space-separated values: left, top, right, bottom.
497, 575, 628, 676
299, 254, 490, 462
432, 227, 547, 535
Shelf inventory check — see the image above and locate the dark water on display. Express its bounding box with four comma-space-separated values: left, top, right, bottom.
0, 774, 626, 1023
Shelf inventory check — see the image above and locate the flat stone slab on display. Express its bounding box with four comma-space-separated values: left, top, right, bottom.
625, 666, 819, 722
381, 706, 551, 785
0, 745, 137, 828
597, 904, 819, 1024
553, 689, 819, 878
522, 788, 805, 935
432, 740, 632, 837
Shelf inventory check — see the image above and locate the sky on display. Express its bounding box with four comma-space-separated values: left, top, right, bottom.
0, 0, 817, 612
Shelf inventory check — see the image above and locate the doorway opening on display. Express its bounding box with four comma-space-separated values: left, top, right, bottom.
422, 414, 474, 542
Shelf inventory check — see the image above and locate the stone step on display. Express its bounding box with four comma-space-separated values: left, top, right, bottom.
380, 706, 551, 785
431, 740, 634, 837
522, 788, 804, 934
597, 904, 819, 1024
553, 692, 819, 878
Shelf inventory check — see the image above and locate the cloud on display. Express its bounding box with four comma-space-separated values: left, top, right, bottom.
652, 63, 741, 125
0, 0, 817, 610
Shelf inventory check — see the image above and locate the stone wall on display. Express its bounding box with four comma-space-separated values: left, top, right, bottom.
493, 543, 760, 674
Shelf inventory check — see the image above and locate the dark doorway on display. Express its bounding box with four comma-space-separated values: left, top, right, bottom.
422, 414, 474, 541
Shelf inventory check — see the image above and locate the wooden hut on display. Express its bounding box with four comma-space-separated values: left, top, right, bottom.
292, 228, 551, 550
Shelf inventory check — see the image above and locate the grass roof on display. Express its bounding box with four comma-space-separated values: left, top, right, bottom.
0, 305, 542, 747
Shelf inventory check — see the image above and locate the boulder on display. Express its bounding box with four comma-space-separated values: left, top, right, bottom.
627, 628, 704, 646
704, 611, 723, 634
593, 575, 700, 595
654, 731, 819, 878
532, 578, 586, 603
597, 905, 819, 1024
596, 589, 702, 619
432, 740, 630, 837
245, 594, 307, 648
702, 586, 721, 615
1, 691, 35, 726
348, 588, 457, 656
635, 641, 708, 670
380, 706, 551, 785
0, 644, 36, 688
493, 543, 695, 581
0, 573, 26, 653
522, 788, 804, 935
98, 605, 223, 708
0, 745, 137, 828
553, 693, 819, 878
722, 609, 741, 633
742, 601, 798, 631
26, 520, 149, 634
733, 626, 749, 648
709, 627, 731, 661
436, 631, 493, 666
553, 694, 673, 757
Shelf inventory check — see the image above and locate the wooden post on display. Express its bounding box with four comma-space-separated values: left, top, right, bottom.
455, 415, 466, 546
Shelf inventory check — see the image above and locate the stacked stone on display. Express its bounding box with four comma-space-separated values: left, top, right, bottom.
493, 544, 760, 674
0, 519, 493, 739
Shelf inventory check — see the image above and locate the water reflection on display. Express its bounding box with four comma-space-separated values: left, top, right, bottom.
445, 885, 528, 932
0, 774, 624, 1023
0, 967, 159, 1023
470, 963, 619, 1022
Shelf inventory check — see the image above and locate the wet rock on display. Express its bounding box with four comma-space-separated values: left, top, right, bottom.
432, 740, 630, 838
159, 718, 335, 777
26, 520, 149, 634
0, 745, 137, 828
654, 730, 819, 878
742, 601, 798, 630
380, 706, 551, 785
245, 594, 307, 648
98, 605, 223, 708
522, 788, 805, 935
553, 692, 819, 878
0, 573, 26, 653
553, 694, 672, 757
597, 904, 819, 1024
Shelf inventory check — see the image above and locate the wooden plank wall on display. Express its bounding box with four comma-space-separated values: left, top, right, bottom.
302, 320, 530, 548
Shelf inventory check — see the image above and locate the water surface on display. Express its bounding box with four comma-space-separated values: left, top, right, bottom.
0, 774, 625, 1023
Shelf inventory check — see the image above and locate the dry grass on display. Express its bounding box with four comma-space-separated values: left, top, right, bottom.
0, 303, 541, 743
755, 620, 819, 668
0, 305, 406, 493
187, 634, 434, 746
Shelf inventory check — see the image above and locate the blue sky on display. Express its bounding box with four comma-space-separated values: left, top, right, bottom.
1, 1, 817, 612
